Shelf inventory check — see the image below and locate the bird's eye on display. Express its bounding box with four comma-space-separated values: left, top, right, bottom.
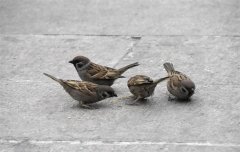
102, 93, 107, 98
102, 92, 110, 98
77, 62, 84, 68
109, 92, 117, 97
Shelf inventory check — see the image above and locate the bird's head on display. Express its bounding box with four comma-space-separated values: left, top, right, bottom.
180, 79, 196, 97
69, 56, 91, 69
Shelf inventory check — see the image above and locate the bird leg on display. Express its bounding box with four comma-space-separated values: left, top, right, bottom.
168, 94, 175, 101
79, 101, 93, 109
126, 96, 142, 105
120, 95, 134, 100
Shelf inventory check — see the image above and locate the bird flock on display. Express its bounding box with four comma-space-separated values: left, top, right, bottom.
44, 55, 195, 109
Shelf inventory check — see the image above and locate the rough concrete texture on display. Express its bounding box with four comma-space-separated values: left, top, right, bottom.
0, 0, 240, 152
1, 0, 240, 35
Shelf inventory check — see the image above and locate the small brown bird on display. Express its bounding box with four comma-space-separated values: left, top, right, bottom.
69, 56, 139, 86
127, 75, 169, 105
43, 73, 117, 108
163, 62, 195, 100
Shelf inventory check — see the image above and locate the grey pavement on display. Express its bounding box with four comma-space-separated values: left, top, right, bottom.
0, 0, 240, 152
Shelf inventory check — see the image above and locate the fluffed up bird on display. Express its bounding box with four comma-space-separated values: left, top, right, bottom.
69, 56, 139, 86
43, 73, 117, 108
127, 75, 169, 105
163, 62, 195, 100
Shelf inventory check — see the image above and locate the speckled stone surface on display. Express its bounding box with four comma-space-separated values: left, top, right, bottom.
1, 0, 240, 35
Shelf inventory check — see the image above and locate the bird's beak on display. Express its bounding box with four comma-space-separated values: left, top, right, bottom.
113, 93, 118, 97
69, 60, 73, 64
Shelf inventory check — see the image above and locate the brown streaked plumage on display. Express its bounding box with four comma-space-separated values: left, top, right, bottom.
43, 73, 117, 108
127, 75, 169, 105
69, 56, 139, 86
163, 62, 195, 100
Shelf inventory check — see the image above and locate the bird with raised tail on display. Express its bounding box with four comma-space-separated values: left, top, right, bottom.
69, 56, 139, 86
163, 62, 196, 100
43, 73, 117, 109
127, 75, 169, 105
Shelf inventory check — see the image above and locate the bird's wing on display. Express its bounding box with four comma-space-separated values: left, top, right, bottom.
87, 63, 120, 80
63, 80, 98, 96
128, 75, 154, 86
170, 71, 189, 89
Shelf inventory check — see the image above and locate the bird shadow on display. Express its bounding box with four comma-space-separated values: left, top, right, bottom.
168, 97, 197, 105
70, 102, 111, 110
123, 96, 153, 106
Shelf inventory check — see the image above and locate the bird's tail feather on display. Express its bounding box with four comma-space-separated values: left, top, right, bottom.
118, 62, 139, 74
163, 62, 175, 74
154, 76, 169, 84
43, 73, 62, 84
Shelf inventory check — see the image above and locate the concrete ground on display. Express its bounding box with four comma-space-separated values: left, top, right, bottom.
0, 0, 240, 151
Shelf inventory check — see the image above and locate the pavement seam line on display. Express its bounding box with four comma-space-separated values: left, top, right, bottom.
4, 80, 240, 86
1, 34, 240, 37
0, 140, 240, 147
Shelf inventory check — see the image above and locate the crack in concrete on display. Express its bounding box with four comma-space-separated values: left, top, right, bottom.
0, 139, 240, 147
113, 37, 142, 68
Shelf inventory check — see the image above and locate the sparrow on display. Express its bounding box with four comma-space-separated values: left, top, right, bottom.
43, 73, 117, 108
69, 56, 139, 86
127, 75, 169, 105
163, 62, 196, 100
